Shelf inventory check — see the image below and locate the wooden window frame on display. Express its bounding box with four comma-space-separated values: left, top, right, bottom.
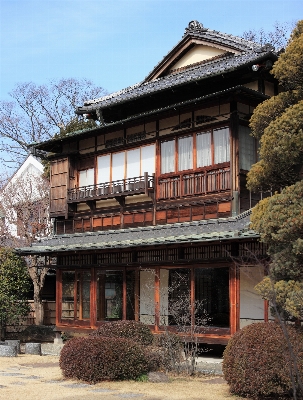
160, 126, 230, 177
96, 144, 156, 184
56, 263, 239, 337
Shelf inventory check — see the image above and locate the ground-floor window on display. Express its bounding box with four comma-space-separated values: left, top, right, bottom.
96, 270, 123, 320
59, 266, 230, 329
61, 270, 91, 320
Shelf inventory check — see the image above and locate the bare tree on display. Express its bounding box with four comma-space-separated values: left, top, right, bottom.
140, 268, 210, 375
0, 78, 107, 168
242, 20, 297, 49
0, 170, 51, 325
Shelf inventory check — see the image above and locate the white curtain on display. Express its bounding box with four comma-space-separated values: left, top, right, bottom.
141, 144, 155, 175
196, 131, 211, 167
126, 148, 140, 178
178, 136, 193, 171
112, 152, 125, 181
239, 126, 256, 171
97, 154, 110, 183
214, 127, 230, 164
79, 168, 94, 187
161, 140, 175, 174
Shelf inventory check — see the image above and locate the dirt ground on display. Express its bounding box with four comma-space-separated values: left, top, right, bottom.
0, 354, 239, 400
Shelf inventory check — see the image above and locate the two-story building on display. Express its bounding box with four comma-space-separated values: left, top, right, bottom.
17, 21, 277, 344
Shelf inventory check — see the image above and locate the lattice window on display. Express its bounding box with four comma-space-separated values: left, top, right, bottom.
137, 249, 167, 262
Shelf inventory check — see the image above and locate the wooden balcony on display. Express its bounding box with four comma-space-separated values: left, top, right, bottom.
158, 167, 230, 200
67, 173, 154, 203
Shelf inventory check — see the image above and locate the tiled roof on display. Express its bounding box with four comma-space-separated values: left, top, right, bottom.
78, 49, 275, 114
144, 21, 264, 80
16, 210, 257, 255
77, 22, 276, 114
34, 85, 268, 149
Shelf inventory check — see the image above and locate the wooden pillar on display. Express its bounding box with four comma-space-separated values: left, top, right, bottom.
74, 272, 78, 320
191, 266, 195, 332
230, 264, 240, 335
56, 269, 62, 326
134, 269, 140, 321
90, 268, 97, 328
122, 268, 127, 320
230, 101, 239, 216
264, 299, 269, 322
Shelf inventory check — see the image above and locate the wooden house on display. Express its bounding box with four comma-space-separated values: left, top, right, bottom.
17, 21, 278, 344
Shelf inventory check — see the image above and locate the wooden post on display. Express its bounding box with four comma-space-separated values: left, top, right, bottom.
155, 267, 160, 332
123, 268, 127, 320
264, 300, 269, 322
56, 269, 61, 326
191, 266, 195, 333
229, 265, 239, 335
134, 269, 140, 321
90, 268, 96, 328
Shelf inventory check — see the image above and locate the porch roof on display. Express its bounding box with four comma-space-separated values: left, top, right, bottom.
16, 210, 258, 255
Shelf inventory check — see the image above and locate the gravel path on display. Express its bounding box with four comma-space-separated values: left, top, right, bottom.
0, 355, 237, 400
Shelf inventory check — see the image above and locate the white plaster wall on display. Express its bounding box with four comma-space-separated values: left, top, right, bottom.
2, 155, 45, 238
140, 270, 155, 324
172, 45, 226, 70
240, 265, 265, 328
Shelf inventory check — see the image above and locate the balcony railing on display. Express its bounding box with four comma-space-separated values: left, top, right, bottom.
158, 167, 230, 200
67, 173, 154, 203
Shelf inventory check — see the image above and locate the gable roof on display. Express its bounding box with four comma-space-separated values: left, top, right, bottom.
76, 22, 276, 116
143, 20, 263, 82
2, 154, 44, 190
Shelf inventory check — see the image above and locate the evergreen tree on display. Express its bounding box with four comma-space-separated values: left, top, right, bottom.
249, 21, 303, 320
0, 248, 31, 339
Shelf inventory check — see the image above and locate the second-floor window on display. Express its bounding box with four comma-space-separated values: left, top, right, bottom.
79, 168, 94, 187
97, 144, 155, 183
161, 127, 230, 174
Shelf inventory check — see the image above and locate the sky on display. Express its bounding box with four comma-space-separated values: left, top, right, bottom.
0, 0, 301, 102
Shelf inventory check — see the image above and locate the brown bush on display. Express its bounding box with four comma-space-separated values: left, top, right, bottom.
223, 322, 303, 399
90, 320, 154, 346
59, 336, 148, 383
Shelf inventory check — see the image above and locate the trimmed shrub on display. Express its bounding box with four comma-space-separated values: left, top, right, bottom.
223, 322, 303, 399
59, 336, 149, 383
144, 345, 167, 371
90, 320, 154, 346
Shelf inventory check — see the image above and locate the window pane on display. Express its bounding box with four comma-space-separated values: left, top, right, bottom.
97, 154, 110, 183
62, 271, 75, 319
239, 126, 256, 171
160, 268, 190, 326
126, 270, 137, 320
126, 148, 140, 178
195, 267, 229, 327
112, 152, 125, 181
161, 141, 175, 174
178, 136, 193, 171
214, 127, 230, 164
76, 271, 91, 320
197, 132, 211, 167
141, 144, 155, 175
79, 168, 94, 187
97, 270, 123, 321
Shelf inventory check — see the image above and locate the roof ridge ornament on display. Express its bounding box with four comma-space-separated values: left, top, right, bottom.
184, 20, 208, 35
